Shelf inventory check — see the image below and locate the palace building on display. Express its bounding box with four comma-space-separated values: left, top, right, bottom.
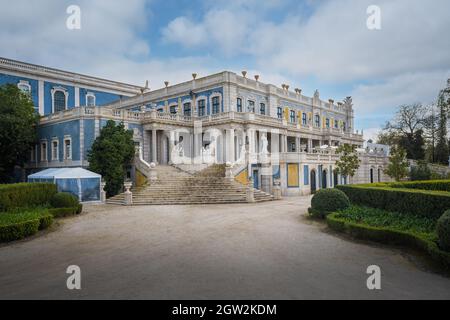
0, 57, 391, 198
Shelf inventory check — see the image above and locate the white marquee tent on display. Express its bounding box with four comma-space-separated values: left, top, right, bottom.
28, 167, 101, 202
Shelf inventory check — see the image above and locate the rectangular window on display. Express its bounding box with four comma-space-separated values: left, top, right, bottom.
326, 118, 330, 128
51, 140, 58, 161
64, 138, 72, 160
334, 119, 339, 128
260, 103, 265, 115
237, 98, 242, 112
248, 100, 255, 112
302, 113, 307, 125
290, 110, 296, 123
183, 102, 191, 116
342, 121, 346, 131
303, 165, 309, 185
212, 96, 220, 114
41, 142, 47, 161
198, 99, 205, 116
315, 115, 320, 127
277, 107, 282, 119
169, 105, 177, 114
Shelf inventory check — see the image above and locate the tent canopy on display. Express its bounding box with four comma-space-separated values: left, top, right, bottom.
28, 167, 101, 180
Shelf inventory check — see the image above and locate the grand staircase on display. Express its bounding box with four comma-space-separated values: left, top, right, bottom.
106, 164, 274, 205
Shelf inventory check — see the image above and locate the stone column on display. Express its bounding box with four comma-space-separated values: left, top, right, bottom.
151, 129, 157, 163
225, 128, 235, 163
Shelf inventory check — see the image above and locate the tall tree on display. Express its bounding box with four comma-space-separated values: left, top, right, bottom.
335, 144, 360, 178
384, 146, 409, 181
0, 84, 39, 182
381, 103, 426, 160
88, 120, 135, 197
422, 103, 439, 162
435, 87, 450, 164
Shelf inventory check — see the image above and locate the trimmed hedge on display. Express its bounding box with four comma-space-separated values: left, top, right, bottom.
309, 188, 350, 219
48, 204, 82, 218
50, 192, 79, 208
0, 210, 54, 242
327, 212, 450, 269
437, 210, 450, 251
0, 183, 57, 212
389, 180, 450, 192
336, 185, 450, 219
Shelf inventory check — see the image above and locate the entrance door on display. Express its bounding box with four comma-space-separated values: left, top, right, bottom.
322, 170, 327, 188
252, 170, 259, 189
310, 170, 317, 194
333, 170, 338, 187
370, 168, 374, 183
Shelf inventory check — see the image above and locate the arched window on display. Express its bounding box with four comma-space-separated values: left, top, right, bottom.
169, 105, 177, 114
260, 103, 266, 115
247, 100, 255, 113
53, 90, 66, 112
18, 81, 31, 94
86, 93, 96, 107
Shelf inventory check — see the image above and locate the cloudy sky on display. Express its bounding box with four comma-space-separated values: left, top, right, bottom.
1, 0, 449, 141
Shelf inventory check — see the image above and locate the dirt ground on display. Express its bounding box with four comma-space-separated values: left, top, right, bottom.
0, 196, 449, 299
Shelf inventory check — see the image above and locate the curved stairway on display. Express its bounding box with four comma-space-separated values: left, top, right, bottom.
106, 164, 274, 205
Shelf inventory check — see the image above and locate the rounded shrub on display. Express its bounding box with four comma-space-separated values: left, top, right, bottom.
437, 209, 450, 252
309, 188, 350, 219
50, 192, 79, 209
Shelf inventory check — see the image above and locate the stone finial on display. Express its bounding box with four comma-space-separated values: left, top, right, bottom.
241, 70, 247, 78
295, 88, 302, 95
328, 99, 334, 104
164, 81, 169, 88
281, 84, 286, 90
254, 75, 259, 82
192, 73, 197, 80
285, 84, 290, 91
337, 102, 343, 106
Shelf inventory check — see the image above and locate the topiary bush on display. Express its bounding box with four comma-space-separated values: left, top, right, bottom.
437, 210, 450, 252
309, 188, 350, 219
50, 192, 79, 209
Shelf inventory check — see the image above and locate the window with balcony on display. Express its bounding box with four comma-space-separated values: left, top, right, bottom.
198, 99, 205, 116
183, 102, 191, 116
237, 98, 242, 112
342, 121, 347, 131
290, 110, 296, 123
260, 103, 265, 115
212, 96, 220, 114
53, 90, 66, 112
314, 114, 320, 127
302, 113, 307, 125
277, 107, 282, 119
169, 105, 177, 114
86, 93, 96, 107
248, 100, 255, 113
334, 119, 339, 128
